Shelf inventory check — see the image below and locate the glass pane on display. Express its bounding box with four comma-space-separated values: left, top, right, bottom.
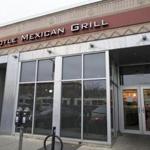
34, 83, 54, 135
83, 80, 107, 141
143, 89, 150, 131
16, 84, 34, 133
84, 53, 105, 78
120, 65, 150, 86
37, 59, 54, 81
62, 56, 81, 79
61, 81, 81, 138
20, 61, 36, 82
122, 89, 139, 130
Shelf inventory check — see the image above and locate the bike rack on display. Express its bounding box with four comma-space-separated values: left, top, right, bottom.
44, 127, 63, 150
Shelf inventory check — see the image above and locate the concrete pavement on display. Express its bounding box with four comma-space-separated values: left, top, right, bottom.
112, 134, 150, 150
0, 135, 110, 150
0, 134, 150, 150
0, 135, 43, 150
0, 135, 80, 150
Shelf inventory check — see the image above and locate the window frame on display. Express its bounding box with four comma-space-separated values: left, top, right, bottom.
61, 52, 108, 142
15, 50, 111, 144
16, 58, 55, 134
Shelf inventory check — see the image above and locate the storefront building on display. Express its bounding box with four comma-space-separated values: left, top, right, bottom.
0, 0, 150, 145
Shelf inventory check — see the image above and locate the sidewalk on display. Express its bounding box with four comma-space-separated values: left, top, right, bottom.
0, 134, 150, 150
0, 135, 43, 150
0, 135, 110, 150
0, 135, 82, 150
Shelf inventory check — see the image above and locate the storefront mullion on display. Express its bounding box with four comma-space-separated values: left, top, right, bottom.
52, 56, 62, 136
106, 51, 111, 144
81, 54, 84, 141
31, 60, 38, 134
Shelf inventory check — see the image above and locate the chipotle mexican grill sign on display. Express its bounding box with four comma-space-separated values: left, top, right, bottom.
1, 6, 150, 49
0, 19, 109, 49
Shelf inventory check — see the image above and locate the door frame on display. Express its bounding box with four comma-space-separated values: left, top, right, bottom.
119, 86, 143, 134
140, 86, 150, 135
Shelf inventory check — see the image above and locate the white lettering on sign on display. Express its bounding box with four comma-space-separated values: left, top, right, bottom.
71, 19, 109, 32
0, 19, 109, 48
0, 38, 18, 47
21, 28, 65, 41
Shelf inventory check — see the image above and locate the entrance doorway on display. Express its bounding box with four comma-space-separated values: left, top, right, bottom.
110, 45, 150, 141
120, 86, 150, 135
0, 63, 7, 124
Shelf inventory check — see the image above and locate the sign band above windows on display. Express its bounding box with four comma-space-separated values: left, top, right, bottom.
0, 19, 109, 48
0, 6, 150, 49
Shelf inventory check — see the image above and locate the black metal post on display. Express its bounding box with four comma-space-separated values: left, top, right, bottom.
51, 127, 56, 150
18, 126, 24, 150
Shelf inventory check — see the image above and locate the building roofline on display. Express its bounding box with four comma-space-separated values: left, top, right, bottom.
0, 0, 103, 27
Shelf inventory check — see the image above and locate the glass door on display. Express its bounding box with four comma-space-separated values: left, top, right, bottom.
141, 87, 150, 135
121, 87, 142, 134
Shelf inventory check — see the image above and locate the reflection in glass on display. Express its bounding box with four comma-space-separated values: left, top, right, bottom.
123, 89, 139, 130
143, 89, 150, 131
16, 84, 34, 133
61, 81, 81, 138
38, 59, 54, 81
62, 56, 81, 80
34, 83, 54, 135
120, 65, 150, 86
20, 61, 36, 82
84, 53, 105, 78
83, 80, 107, 141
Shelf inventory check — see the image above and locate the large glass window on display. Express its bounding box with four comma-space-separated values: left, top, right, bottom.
17, 52, 108, 142
37, 59, 54, 81
120, 64, 150, 86
16, 84, 34, 133
20, 61, 36, 82
61, 52, 107, 141
34, 83, 54, 134
62, 55, 81, 80
84, 53, 105, 78
17, 59, 54, 135
83, 80, 107, 141
61, 81, 81, 138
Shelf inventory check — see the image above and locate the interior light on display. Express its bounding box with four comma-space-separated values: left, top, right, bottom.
49, 89, 53, 93
133, 93, 136, 97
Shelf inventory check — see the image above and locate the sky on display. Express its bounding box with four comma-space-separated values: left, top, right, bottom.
0, 0, 99, 26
